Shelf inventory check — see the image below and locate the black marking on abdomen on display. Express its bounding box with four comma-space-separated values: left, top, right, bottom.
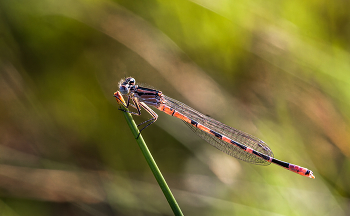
190, 120, 198, 127
231, 140, 247, 150
210, 130, 222, 139
271, 158, 289, 168
171, 109, 176, 116
252, 150, 271, 161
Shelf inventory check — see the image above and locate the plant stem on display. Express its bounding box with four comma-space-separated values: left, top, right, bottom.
116, 93, 184, 216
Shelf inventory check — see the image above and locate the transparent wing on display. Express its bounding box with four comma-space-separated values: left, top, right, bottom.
164, 95, 273, 165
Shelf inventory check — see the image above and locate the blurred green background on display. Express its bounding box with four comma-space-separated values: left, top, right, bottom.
0, 0, 349, 215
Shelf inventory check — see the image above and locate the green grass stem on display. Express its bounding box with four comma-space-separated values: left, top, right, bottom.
118, 100, 184, 216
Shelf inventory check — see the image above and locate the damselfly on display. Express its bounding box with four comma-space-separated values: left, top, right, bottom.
115, 77, 315, 178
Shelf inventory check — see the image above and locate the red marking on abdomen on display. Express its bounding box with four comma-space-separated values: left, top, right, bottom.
173, 112, 190, 122
246, 147, 253, 154
157, 105, 191, 123
222, 136, 232, 143
289, 164, 306, 175
158, 104, 173, 115
197, 124, 211, 133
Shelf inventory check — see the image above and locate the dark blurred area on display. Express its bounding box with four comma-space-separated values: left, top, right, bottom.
0, 0, 349, 215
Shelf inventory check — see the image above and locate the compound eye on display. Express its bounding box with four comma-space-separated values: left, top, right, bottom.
119, 85, 129, 95
128, 78, 135, 85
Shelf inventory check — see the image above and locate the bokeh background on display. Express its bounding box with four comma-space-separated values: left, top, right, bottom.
0, 0, 349, 215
